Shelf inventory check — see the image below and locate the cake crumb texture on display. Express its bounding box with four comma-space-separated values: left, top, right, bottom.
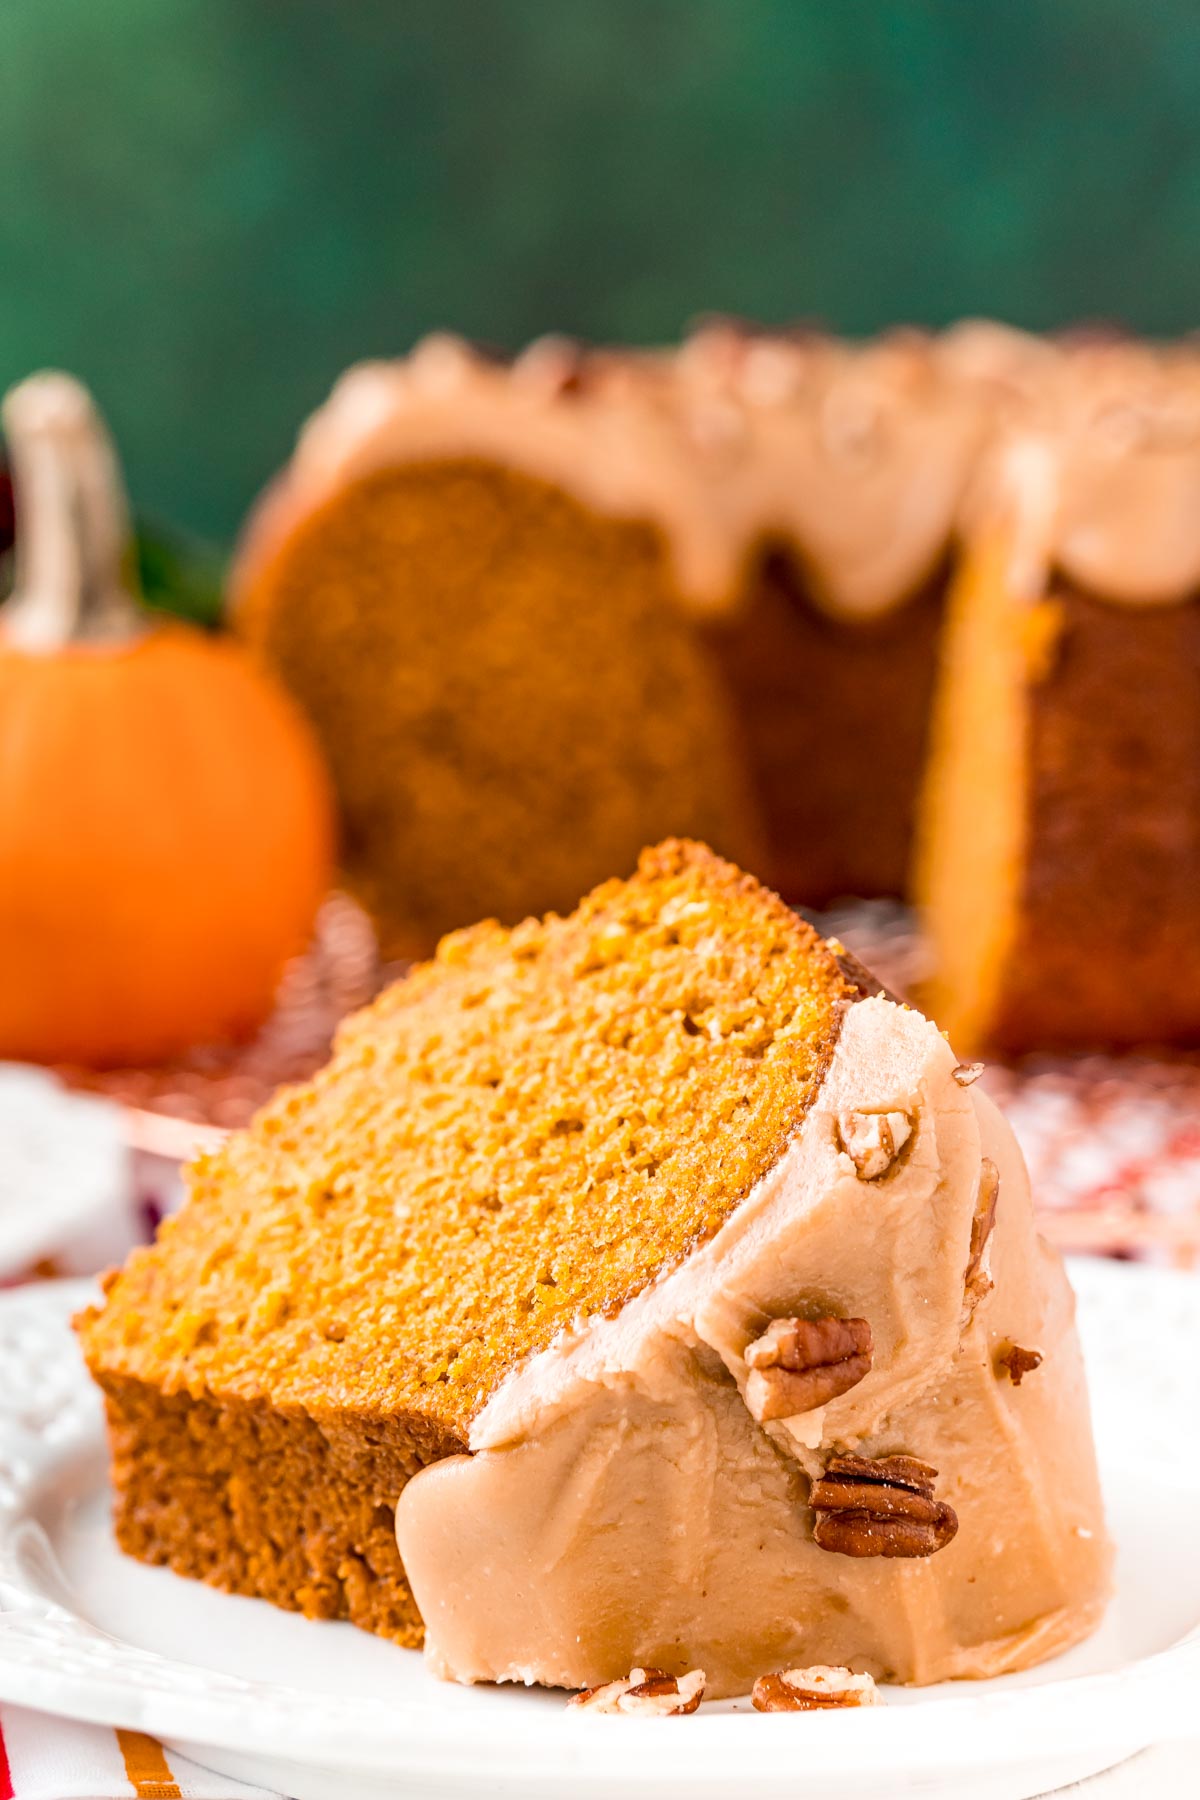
237, 457, 760, 955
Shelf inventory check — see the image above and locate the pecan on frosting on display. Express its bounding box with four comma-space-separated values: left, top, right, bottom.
836, 1109, 913, 1179
811, 1454, 959, 1558
964, 1157, 1001, 1307
952, 1060, 985, 1087
997, 1342, 1043, 1386
744, 1315, 873, 1421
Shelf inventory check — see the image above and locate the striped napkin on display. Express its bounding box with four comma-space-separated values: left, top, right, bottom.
0, 1710, 278, 1800
0, 1705, 1193, 1798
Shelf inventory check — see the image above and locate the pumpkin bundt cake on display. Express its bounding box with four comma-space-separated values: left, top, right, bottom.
916, 339, 1200, 1049
234, 322, 1197, 1049
232, 325, 1029, 952
79, 841, 1110, 1698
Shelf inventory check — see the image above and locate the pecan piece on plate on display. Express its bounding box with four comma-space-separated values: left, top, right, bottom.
569, 1666, 706, 1715
996, 1341, 1043, 1386
744, 1315, 874, 1421
964, 1157, 1000, 1305
811, 1453, 958, 1558
752, 1666, 880, 1711
836, 1109, 913, 1179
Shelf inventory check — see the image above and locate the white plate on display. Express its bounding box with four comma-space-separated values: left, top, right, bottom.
0, 1263, 1196, 1800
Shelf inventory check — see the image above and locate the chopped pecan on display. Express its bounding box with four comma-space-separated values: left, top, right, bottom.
964, 1158, 1000, 1305
836, 1109, 913, 1179
811, 1453, 958, 1558
952, 1061, 985, 1087
569, 1666, 706, 1715
752, 1666, 880, 1711
744, 1315, 873, 1421
513, 333, 590, 397
996, 1342, 1043, 1386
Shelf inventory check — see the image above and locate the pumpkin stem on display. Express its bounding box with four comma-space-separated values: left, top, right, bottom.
1, 371, 146, 651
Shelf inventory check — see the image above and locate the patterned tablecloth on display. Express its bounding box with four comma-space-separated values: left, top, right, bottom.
0, 1709, 267, 1798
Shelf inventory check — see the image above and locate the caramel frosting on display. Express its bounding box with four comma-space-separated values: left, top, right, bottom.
247, 326, 1027, 621
973, 337, 1200, 605
243, 322, 1200, 620
395, 996, 1111, 1699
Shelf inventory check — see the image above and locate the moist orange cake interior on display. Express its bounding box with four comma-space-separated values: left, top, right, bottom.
237, 458, 758, 956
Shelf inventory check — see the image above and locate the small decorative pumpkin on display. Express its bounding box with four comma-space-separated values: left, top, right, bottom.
0, 372, 335, 1065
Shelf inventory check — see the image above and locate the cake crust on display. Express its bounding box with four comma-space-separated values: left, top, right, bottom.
707, 546, 947, 902
917, 338, 1200, 1050
992, 582, 1200, 1046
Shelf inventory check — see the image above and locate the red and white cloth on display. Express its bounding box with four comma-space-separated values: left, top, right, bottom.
0, 1709, 272, 1798
0, 1704, 1192, 1798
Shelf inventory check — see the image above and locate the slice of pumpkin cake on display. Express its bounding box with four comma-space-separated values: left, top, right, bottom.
78, 841, 1110, 1698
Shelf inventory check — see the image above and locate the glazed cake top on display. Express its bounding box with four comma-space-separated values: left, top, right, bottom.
79, 841, 851, 1435
237, 321, 1200, 625
966, 334, 1200, 605
236, 322, 1035, 621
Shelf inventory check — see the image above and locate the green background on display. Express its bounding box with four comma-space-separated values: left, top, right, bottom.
3, 0, 1199, 542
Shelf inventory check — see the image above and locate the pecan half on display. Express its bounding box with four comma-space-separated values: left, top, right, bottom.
569, 1667, 706, 1715
996, 1342, 1043, 1386
811, 1453, 958, 1558
752, 1666, 880, 1711
744, 1315, 873, 1421
836, 1109, 913, 1179
964, 1157, 1000, 1306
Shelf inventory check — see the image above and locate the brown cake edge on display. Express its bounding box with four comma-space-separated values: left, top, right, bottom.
990, 582, 1200, 1047
86, 1359, 467, 1645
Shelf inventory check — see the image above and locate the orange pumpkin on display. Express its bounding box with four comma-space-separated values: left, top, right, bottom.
0, 372, 335, 1066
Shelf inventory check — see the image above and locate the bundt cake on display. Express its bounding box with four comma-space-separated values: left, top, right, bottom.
233, 326, 1018, 947
233, 321, 1197, 1051
78, 841, 1110, 1698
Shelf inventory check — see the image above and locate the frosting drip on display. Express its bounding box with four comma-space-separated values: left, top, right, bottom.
976, 340, 1200, 605
252, 322, 1200, 618
256, 326, 1031, 620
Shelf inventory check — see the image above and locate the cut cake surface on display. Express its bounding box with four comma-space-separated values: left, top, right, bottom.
236, 453, 759, 956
